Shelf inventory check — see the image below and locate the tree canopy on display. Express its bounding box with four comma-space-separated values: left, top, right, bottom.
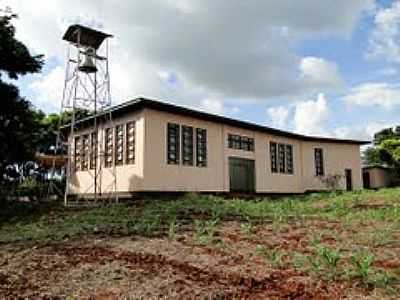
363, 126, 400, 174
0, 9, 43, 79
0, 9, 44, 180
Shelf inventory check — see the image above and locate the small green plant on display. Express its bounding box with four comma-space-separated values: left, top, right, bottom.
371, 270, 395, 290
240, 217, 255, 235
309, 232, 323, 247
255, 245, 284, 268
193, 219, 219, 244
134, 213, 160, 236
349, 251, 375, 286
291, 252, 308, 270
168, 219, 178, 240
348, 250, 396, 289
307, 253, 323, 273
309, 245, 342, 280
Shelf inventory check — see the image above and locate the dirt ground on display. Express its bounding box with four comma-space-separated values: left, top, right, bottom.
1, 218, 398, 299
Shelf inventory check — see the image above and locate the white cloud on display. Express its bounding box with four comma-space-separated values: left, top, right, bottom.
28, 66, 64, 112
333, 121, 397, 143
343, 82, 400, 109
368, 1, 400, 62
266, 106, 290, 129
1, 0, 372, 112
378, 67, 398, 76
294, 93, 330, 136
199, 98, 225, 115
300, 56, 342, 88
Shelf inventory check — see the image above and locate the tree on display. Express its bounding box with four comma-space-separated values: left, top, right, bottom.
373, 127, 400, 146
37, 113, 60, 154
363, 126, 400, 176
379, 139, 400, 168
0, 9, 44, 181
35, 109, 93, 155
0, 9, 43, 79
0, 82, 43, 178
362, 147, 382, 166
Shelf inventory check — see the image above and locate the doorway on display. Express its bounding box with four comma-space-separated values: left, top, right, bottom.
229, 157, 255, 193
363, 171, 370, 189
345, 169, 353, 191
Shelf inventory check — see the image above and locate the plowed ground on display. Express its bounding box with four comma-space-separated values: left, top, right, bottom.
1, 219, 398, 299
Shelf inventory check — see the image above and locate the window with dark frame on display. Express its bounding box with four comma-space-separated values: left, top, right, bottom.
74, 136, 81, 171
196, 128, 207, 167
315, 148, 324, 176
270, 142, 294, 174
105, 127, 113, 168
286, 144, 293, 174
115, 124, 124, 166
126, 121, 135, 164
182, 125, 194, 166
81, 134, 89, 171
270, 142, 278, 173
228, 134, 240, 149
278, 143, 286, 173
90, 132, 97, 170
228, 134, 254, 151
167, 123, 180, 164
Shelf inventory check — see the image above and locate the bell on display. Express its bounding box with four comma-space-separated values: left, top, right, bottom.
78, 47, 97, 73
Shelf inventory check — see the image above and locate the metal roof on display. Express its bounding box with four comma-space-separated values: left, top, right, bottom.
63, 24, 112, 50
362, 165, 392, 170
65, 97, 370, 145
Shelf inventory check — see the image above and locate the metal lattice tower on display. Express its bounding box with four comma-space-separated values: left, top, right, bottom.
59, 24, 117, 206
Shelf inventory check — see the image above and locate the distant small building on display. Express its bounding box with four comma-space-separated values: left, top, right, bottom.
362, 165, 394, 189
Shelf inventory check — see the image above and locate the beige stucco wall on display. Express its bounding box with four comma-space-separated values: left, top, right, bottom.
300, 141, 362, 191
142, 109, 225, 192
68, 107, 363, 194
365, 168, 392, 189
68, 110, 145, 195
142, 108, 363, 193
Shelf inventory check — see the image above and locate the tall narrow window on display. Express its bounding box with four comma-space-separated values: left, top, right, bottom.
81, 134, 89, 171
278, 143, 286, 173
286, 144, 293, 174
167, 123, 180, 164
182, 125, 194, 166
315, 148, 324, 176
126, 121, 135, 164
196, 128, 207, 167
115, 124, 124, 166
270, 142, 278, 173
90, 132, 97, 170
105, 128, 113, 168
249, 138, 255, 152
74, 136, 81, 171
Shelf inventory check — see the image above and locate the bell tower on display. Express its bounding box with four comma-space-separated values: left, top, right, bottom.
60, 24, 116, 205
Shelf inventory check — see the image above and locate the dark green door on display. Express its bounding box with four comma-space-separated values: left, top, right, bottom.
229, 157, 255, 193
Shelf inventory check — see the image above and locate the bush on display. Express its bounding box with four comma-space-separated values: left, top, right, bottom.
0, 178, 65, 201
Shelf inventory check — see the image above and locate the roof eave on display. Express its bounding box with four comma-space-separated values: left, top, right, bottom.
61, 97, 371, 145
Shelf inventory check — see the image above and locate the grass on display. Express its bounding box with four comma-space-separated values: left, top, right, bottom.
1, 187, 400, 297
1, 188, 400, 243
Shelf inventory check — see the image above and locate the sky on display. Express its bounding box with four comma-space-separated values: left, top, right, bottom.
2, 0, 400, 142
